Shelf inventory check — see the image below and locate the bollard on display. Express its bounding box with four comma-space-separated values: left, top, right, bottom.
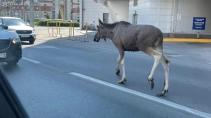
59, 22, 60, 34
47, 22, 50, 36
70, 23, 72, 37
85, 22, 88, 38
172, 31, 174, 38
68, 26, 71, 39
82, 22, 89, 42
73, 23, 74, 38
52, 27, 54, 37
72, 23, 76, 41
197, 32, 199, 39
56, 22, 58, 37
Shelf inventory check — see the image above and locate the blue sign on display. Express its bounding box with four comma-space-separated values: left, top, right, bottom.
192, 17, 206, 30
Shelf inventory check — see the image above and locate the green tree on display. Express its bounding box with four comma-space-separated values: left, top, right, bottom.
58, 10, 62, 19
45, 13, 50, 19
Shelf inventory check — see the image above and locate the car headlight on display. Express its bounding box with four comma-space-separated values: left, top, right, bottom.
8, 29, 16, 32
12, 38, 20, 44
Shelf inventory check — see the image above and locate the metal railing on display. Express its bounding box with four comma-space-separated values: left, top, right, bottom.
47, 21, 89, 42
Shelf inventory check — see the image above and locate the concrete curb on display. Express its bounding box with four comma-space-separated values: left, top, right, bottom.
35, 27, 211, 43
164, 38, 211, 43
81, 30, 211, 43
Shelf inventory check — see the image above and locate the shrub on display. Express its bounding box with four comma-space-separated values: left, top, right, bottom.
35, 20, 79, 27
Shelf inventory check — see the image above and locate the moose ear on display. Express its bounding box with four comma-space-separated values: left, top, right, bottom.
98, 19, 103, 24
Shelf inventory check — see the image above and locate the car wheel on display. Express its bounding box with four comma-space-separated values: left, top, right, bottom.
7, 60, 19, 65
29, 40, 35, 44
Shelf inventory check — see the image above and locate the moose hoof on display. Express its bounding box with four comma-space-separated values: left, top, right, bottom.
118, 80, 124, 84
148, 78, 154, 90
156, 90, 168, 96
116, 69, 120, 75
118, 78, 126, 84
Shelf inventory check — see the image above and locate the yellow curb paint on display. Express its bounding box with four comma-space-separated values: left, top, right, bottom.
164, 38, 211, 43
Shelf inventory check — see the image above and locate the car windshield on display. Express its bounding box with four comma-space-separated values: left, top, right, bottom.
3, 19, 27, 26
1, 1, 211, 118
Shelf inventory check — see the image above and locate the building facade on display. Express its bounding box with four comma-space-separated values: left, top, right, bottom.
80, 0, 111, 30
71, 0, 80, 22
98, 0, 211, 37
52, 0, 79, 21
0, 0, 53, 21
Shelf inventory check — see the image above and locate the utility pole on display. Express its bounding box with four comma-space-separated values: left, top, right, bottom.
18, 3, 20, 18
0, 0, 2, 16
39, 0, 41, 19
30, 0, 34, 27
10, 3, 13, 17
23, 0, 25, 20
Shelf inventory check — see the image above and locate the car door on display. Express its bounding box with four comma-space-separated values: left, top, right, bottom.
0, 68, 29, 118
0, 18, 3, 26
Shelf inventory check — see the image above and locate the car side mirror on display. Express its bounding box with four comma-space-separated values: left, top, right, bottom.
3, 26, 8, 30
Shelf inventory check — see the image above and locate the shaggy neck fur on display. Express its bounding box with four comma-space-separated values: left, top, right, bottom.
100, 21, 131, 40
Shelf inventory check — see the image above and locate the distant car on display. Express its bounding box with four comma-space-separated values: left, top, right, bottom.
0, 25, 22, 65
0, 17, 36, 44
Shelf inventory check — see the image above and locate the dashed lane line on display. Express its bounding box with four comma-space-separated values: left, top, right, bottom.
70, 72, 211, 118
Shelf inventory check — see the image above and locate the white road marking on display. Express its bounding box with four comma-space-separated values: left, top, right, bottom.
22, 57, 41, 64
70, 72, 211, 118
33, 46, 60, 50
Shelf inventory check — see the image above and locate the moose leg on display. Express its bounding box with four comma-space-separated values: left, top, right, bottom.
157, 55, 170, 96
116, 50, 126, 84
145, 48, 162, 90
148, 55, 162, 90
118, 58, 126, 84
116, 55, 121, 75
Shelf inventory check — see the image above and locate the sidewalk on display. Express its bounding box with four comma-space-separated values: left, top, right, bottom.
35, 27, 211, 43
76, 29, 211, 43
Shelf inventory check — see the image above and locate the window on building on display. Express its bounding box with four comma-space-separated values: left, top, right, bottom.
44, 4, 47, 6
133, 0, 138, 6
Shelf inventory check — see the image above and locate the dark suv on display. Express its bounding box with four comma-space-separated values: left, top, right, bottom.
0, 25, 22, 65
0, 17, 36, 44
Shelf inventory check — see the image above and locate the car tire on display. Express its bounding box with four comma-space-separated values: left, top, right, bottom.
29, 40, 35, 44
7, 59, 19, 65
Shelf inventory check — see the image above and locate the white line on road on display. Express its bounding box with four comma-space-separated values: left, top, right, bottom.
33, 46, 60, 50
70, 72, 211, 118
22, 57, 41, 64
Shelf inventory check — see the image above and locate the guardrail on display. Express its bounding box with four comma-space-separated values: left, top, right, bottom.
47, 21, 89, 42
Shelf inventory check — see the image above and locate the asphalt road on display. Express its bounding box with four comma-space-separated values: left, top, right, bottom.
1, 34, 211, 118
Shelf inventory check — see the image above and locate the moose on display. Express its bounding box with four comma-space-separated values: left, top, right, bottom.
94, 19, 170, 96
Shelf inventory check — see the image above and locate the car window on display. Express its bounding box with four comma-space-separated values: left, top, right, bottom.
3, 19, 27, 26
